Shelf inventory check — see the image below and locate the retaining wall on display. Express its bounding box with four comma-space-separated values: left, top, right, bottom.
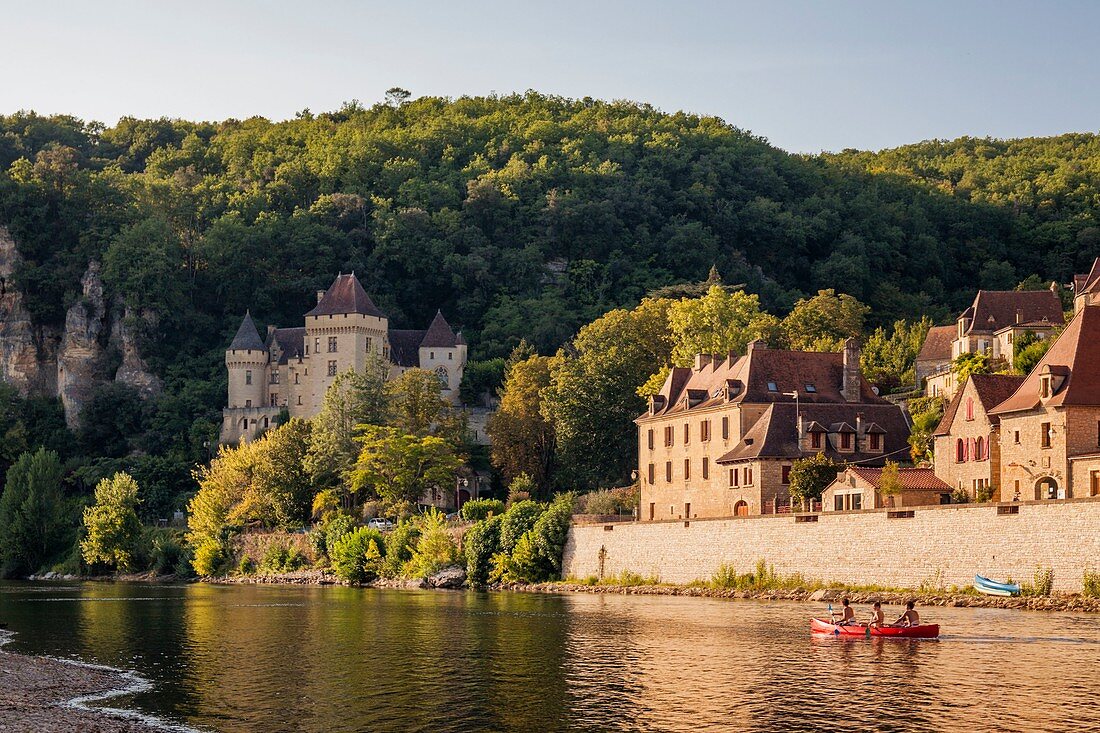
563, 498, 1100, 592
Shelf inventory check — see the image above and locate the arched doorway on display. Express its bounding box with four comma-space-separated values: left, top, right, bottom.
733, 501, 749, 517
457, 488, 471, 508
1035, 477, 1064, 500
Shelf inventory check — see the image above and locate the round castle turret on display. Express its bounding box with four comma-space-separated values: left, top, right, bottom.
226, 311, 268, 410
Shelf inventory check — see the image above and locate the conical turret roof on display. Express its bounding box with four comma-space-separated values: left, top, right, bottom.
306, 273, 384, 317
420, 310, 458, 348
229, 311, 266, 351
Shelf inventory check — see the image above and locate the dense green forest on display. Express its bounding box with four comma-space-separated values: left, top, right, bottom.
1, 92, 1098, 573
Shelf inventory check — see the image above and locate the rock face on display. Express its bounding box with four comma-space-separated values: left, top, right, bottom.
0, 227, 162, 427
0, 227, 60, 396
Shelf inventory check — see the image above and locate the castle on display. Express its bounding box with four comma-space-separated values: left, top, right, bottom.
222, 273, 467, 443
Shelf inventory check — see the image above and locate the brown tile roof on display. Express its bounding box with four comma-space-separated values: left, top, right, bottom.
962, 290, 1063, 334
419, 310, 458, 348
229, 312, 266, 351
990, 305, 1100, 414
1076, 258, 1100, 296
715, 402, 910, 464
933, 373, 1025, 435
388, 329, 425, 368
306, 273, 385, 318
916, 325, 955, 363
270, 327, 304, 365
643, 344, 885, 420
846, 466, 950, 491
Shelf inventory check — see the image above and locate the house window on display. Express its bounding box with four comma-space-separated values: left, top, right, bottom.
975, 436, 985, 461
767, 381, 778, 392
965, 398, 974, 421
781, 465, 791, 484
805, 384, 816, 393
1014, 430, 1020, 444
684, 459, 691, 481
245, 370, 252, 385
245, 399, 252, 408
647, 463, 655, 485
834, 493, 862, 511
665, 462, 672, 483
840, 432, 852, 450
869, 433, 881, 451
647, 429, 654, 450
1040, 377, 1051, 399
1092, 471, 1100, 497
730, 468, 739, 487
328, 360, 338, 376
1041, 422, 1051, 448
683, 423, 690, 444
665, 426, 674, 447
811, 432, 822, 449
744, 467, 753, 485
956, 438, 965, 462
722, 416, 729, 440
1096, 421, 1100, 448
328, 336, 338, 353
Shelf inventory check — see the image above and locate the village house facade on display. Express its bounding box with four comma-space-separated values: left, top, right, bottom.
932, 373, 1024, 501
822, 466, 950, 512
989, 305, 1100, 501
222, 273, 467, 443
636, 338, 910, 520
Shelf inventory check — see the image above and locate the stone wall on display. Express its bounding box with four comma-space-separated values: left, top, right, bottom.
563, 498, 1100, 592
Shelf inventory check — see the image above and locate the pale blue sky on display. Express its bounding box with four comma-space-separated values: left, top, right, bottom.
2, 1, 1097, 152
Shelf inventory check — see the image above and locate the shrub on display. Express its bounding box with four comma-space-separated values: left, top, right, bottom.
311, 489, 340, 523
464, 514, 503, 587
144, 529, 189, 575
324, 514, 356, 557
382, 519, 420, 578
238, 555, 256, 575
192, 541, 226, 577
950, 487, 971, 504
1084, 569, 1100, 598
259, 541, 308, 574
975, 485, 995, 503
408, 510, 458, 578
575, 487, 638, 516
507, 473, 536, 506
510, 494, 573, 583
1029, 566, 1055, 597
331, 527, 387, 583
460, 498, 506, 522
499, 500, 544, 555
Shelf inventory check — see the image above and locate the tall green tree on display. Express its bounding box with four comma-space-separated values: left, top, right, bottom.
349, 427, 462, 514
0, 448, 70, 576
81, 472, 142, 572
488, 353, 555, 495
782, 289, 869, 352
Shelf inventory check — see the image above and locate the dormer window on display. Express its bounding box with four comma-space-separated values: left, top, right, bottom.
1040, 376, 1052, 399
805, 384, 816, 393
767, 381, 778, 392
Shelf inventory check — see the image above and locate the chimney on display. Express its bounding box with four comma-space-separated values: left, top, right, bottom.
842, 338, 861, 403
694, 353, 712, 371
747, 338, 766, 355
1016, 311, 1021, 324
855, 412, 864, 445
267, 325, 277, 340
316, 290, 325, 304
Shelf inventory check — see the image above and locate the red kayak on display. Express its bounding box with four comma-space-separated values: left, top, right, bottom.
810, 618, 940, 639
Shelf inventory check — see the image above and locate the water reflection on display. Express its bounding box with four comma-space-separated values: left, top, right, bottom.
0, 583, 1098, 732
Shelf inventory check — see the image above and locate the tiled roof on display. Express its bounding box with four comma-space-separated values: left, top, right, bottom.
271, 327, 304, 365
934, 373, 1026, 435
961, 290, 1063, 335
643, 343, 885, 419
990, 305, 1100, 414
229, 312, 266, 351
1076, 258, 1100, 296
715, 402, 910, 464
916, 325, 955, 363
420, 310, 458, 348
388, 329, 425, 368
306, 273, 385, 318
846, 466, 950, 491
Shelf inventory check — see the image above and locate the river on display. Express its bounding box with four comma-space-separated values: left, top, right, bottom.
0, 581, 1097, 732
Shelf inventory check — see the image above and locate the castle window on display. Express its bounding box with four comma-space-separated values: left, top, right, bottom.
975, 436, 985, 461
840, 432, 852, 450
328, 336, 338, 353
869, 433, 881, 451
270, 370, 279, 384
435, 366, 449, 387
245, 370, 252, 385
647, 463, 654, 485
270, 394, 277, 407
781, 465, 791, 484
684, 459, 691, 481
702, 457, 709, 480
744, 466, 753, 486
297, 396, 302, 405
366, 337, 372, 350
294, 373, 300, 385
811, 432, 822, 449
315, 338, 321, 353
245, 399, 252, 408
430, 351, 435, 360
665, 462, 672, 482
956, 438, 965, 462
683, 423, 689, 444
328, 360, 338, 376
730, 468, 739, 487
448, 352, 453, 360
701, 420, 710, 442
664, 426, 673, 447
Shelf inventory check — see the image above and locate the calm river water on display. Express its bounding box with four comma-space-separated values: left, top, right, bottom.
0, 581, 1098, 732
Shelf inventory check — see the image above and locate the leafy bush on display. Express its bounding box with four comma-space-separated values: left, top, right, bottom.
331, 527, 387, 583
499, 500, 545, 555
238, 555, 256, 575
460, 498, 505, 522
382, 519, 420, 578
975, 485, 995, 503
259, 541, 308, 574
950, 487, 971, 504
192, 540, 226, 577
575, 487, 638, 516
407, 510, 457, 578
464, 514, 503, 587
510, 494, 573, 582
81, 472, 143, 572
135, 527, 191, 576
1025, 566, 1055, 597
506, 473, 536, 506
1084, 569, 1100, 598
324, 514, 356, 558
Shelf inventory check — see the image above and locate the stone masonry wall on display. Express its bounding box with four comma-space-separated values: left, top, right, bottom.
563, 498, 1100, 593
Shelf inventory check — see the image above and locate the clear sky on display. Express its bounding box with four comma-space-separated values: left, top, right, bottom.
3, 0, 1097, 153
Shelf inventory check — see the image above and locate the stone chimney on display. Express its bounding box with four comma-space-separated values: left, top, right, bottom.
267, 325, 277, 340
694, 353, 712, 371
841, 338, 861, 403
317, 290, 325, 304
855, 412, 864, 449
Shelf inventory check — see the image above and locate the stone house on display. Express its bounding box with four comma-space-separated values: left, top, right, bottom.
932, 373, 1024, 501
822, 466, 950, 511
222, 273, 467, 443
636, 338, 910, 520
989, 305, 1100, 500
915, 325, 955, 395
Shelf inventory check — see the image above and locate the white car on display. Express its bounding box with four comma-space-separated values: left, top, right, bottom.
366, 518, 394, 531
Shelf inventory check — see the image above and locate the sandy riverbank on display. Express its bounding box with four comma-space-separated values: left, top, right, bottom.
0, 641, 160, 732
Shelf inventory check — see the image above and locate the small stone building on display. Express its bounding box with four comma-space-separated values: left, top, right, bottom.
915, 325, 955, 394
932, 373, 1024, 500
823, 466, 950, 512
990, 305, 1100, 500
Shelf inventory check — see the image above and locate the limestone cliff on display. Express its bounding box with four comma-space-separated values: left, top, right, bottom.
56, 262, 114, 427
0, 227, 60, 396
111, 307, 163, 398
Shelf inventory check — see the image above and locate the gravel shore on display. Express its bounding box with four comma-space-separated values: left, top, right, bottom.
0, 638, 160, 732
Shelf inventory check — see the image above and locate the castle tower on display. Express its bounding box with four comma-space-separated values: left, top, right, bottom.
418, 310, 465, 404
222, 311, 272, 442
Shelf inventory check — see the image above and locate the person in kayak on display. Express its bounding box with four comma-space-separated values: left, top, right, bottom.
893, 601, 920, 627
831, 598, 857, 625
868, 601, 885, 629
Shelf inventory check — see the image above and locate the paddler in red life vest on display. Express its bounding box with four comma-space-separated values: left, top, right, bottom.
893, 601, 920, 627
831, 597, 856, 626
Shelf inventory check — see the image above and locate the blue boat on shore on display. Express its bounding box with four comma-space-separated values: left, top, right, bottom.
975, 574, 1021, 597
